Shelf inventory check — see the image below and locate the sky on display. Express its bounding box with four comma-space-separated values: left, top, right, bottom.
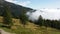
5, 0, 60, 20
5, 0, 60, 9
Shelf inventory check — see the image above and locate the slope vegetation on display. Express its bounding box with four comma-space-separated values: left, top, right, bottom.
0, 16, 60, 34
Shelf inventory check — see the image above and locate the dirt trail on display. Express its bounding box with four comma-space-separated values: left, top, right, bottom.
0, 29, 15, 34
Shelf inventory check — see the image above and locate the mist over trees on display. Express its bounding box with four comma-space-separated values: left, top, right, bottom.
32, 15, 60, 29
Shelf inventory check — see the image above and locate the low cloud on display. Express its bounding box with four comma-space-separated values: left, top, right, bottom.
40, 8, 60, 20
26, 8, 60, 21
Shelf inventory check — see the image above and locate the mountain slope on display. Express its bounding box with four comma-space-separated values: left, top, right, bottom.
0, 0, 33, 18
0, 16, 60, 34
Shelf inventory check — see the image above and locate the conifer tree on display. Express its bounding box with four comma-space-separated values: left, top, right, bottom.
19, 8, 28, 27
3, 5, 13, 28
37, 15, 43, 26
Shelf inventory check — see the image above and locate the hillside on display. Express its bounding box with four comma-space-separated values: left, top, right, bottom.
0, 16, 60, 34
0, 0, 34, 18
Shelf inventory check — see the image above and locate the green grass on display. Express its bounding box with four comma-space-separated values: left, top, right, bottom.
0, 25, 35, 34
0, 23, 60, 34
0, 25, 60, 34
0, 16, 60, 34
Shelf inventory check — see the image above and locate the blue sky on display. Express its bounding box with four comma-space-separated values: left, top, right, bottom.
5, 0, 60, 9
28, 0, 60, 9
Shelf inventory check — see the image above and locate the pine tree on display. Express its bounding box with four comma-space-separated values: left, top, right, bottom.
37, 15, 43, 26
19, 13, 28, 27
3, 5, 13, 28
19, 8, 28, 27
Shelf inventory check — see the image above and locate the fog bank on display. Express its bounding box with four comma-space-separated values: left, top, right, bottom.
26, 8, 60, 21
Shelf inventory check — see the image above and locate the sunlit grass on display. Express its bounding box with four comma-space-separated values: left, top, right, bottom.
0, 16, 60, 34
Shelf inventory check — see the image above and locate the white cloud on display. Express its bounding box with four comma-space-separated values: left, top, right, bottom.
5, 0, 17, 2
40, 8, 60, 20
17, 1, 31, 6
26, 10, 41, 21
26, 8, 60, 21
5, 0, 31, 6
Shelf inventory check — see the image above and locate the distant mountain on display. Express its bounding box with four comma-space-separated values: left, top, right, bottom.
0, 0, 34, 18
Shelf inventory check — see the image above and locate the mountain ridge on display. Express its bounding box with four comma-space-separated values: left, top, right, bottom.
0, 0, 34, 18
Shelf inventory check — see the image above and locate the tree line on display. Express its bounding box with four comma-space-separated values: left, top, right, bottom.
33, 15, 60, 29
